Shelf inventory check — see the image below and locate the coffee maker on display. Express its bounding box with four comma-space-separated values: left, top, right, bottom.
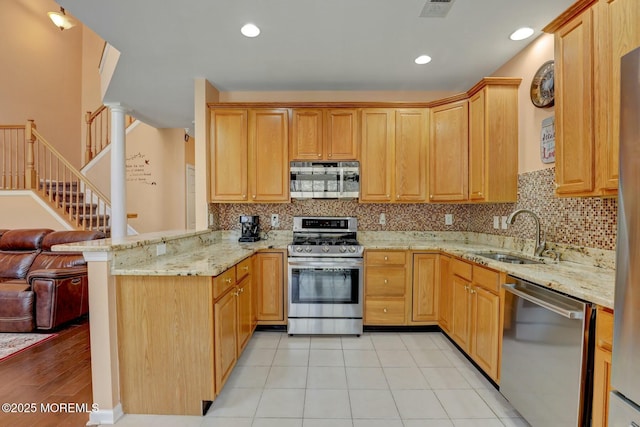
239, 215, 260, 242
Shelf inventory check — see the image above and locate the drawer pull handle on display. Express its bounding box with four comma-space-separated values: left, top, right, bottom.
243, 266, 249, 271
225, 278, 233, 283
71, 278, 82, 286
383, 308, 388, 313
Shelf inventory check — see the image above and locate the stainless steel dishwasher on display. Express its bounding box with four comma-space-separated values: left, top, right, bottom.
501, 276, 594, 427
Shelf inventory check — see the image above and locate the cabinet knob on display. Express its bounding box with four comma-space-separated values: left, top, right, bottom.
243, 265, 249, 271
464, 285, 469, 291
239, 287, 245, 293
386, 194, 390, 198
383, 308, 388, 313
252, 194, 256, 199
470, 289, 476, 294
384, 256, 388, 261
384, 279, 388, 284
317, 153, 322, 157
396, 195, 400, 199
242, 194, 246, 198
225, 278, 232, 283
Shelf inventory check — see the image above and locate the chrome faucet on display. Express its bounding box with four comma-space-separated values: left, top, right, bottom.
506, 209, 546, 257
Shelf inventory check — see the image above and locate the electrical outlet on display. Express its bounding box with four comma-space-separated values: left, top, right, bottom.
501, 216, 508, 230
156, 243, 166, 256
379, 213, 386, 225
271, 214, 279, 228
445, 214, 453, 226
493, 216, 500, 229
209, 213, 214, 226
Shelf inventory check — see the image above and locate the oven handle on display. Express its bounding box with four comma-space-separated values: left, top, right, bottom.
288, 258, 363, 269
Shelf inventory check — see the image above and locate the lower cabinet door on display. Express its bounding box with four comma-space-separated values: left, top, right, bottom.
237, 277, 252, 354
471, 286, 500, 382
412, 253, 438, 322
451, 275, 471, 351
214, 289, 238, 393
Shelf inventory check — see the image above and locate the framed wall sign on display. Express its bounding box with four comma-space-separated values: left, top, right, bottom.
540, 116, 555, 164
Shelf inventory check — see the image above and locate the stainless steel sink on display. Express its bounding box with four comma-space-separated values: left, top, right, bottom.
473, 252, 543, 265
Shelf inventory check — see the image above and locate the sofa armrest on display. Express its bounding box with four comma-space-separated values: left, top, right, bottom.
26, 266, 87, 283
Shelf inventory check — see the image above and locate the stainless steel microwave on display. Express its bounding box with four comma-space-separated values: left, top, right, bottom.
290, 161, 359, 199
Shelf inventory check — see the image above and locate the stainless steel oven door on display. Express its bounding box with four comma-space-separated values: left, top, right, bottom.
288, 257, 363, 318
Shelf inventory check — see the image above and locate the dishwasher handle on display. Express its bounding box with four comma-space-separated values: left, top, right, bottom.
503, 283, 584, 319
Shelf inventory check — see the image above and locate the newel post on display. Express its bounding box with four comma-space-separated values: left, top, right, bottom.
85, 111, 93, 164
25, 119, 37, 189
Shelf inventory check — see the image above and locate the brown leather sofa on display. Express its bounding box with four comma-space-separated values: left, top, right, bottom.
0, 229, 106, 332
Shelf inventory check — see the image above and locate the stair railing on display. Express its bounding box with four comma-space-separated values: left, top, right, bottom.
85, 105, 110, 164
85, 105, 135, 165
0, 124, 27, 189
25, 120, 111, 234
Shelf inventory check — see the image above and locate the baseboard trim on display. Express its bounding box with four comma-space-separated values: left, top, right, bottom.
87, 403, 123, 425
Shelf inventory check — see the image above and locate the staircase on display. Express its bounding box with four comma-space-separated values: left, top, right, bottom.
1, 120, 112, 236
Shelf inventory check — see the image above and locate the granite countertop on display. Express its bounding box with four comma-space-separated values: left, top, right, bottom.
100, 232, 615, 309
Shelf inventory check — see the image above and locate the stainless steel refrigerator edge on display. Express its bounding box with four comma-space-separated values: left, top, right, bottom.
610, 46, 640, 426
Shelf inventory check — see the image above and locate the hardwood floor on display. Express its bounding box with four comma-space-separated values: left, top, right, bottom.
0, 318, 92, 427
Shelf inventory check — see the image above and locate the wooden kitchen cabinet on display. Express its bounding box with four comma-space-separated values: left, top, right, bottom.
290, 108, 358, 160
411, 253, 439, 323
468, 79, 521, 203
438, 254, 452, 333
364, 250, 409, 325
236, 257, 254, 353
592, 306, 614, 427
448, 258, 503, 382
360, 109, 394, 202
255, 251, 285, 324
209, 109, 248, 201
429, 100, 469, 202
214, 283, 238, 392
545, 0, 640, 197
209, 108, 289, 203
360, 108, 428, 203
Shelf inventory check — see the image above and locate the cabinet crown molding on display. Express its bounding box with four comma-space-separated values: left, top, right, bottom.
543, 0, 598, 33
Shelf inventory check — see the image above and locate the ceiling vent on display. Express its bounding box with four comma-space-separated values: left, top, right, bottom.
419, 0, 455, 18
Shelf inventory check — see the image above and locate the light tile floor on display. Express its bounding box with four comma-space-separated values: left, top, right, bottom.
112, 331, 530, 427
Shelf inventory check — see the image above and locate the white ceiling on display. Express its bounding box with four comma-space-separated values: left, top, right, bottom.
58, 0, 573, 129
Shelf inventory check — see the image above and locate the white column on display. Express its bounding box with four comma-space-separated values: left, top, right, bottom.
107, 103, 128, 239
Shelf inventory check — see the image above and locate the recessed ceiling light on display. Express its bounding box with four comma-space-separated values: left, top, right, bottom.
415, 55, 432, 65
241, 23, 260, 38
509, 27, 534, 41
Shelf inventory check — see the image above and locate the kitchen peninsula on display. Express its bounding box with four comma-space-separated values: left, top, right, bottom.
55, 228, 615, 421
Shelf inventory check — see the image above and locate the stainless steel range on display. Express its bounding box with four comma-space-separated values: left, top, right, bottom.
287, 216, 363, 336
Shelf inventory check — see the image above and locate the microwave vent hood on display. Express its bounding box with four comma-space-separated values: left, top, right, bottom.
290, 161, 359, 200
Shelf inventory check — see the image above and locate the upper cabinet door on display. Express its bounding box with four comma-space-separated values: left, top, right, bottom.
600, 0, 640, 193
429, 100, 469, 202
360, 109, 394, 202
395, 109, 428, 202
555, 8, 595, 195
468, 91, 486, 201
291, 109, 323, 160
249, 109, 290, 203
325, 109, 358, 160
210, 109, 248, 202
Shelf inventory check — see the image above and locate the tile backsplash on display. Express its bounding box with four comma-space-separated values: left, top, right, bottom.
211, 167, 617, 250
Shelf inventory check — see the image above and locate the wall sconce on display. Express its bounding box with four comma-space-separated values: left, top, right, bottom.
48, 7, 76, 31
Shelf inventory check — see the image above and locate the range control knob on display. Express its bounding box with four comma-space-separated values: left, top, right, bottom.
304, 246, 312, 253
339, 246, 347, 253
295, 246, 303, 253
322, 245, 330, 253
348, 246, 357, 253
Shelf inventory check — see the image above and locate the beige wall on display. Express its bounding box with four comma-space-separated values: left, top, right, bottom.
124, 124, 187, 233
81, 26, 106, 163
491, 34, 556, 174
0, 192, 73, 230
0, 0, 83, 168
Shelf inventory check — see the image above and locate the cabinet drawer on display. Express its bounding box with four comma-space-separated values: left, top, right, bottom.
451, 258, 472, 281
213, 267, 237, 300
366, 251, 406, 265
473, 265, 500, 293
366, 267, 406, 296
365, 298, 405, 325
237, 257, 253, 281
